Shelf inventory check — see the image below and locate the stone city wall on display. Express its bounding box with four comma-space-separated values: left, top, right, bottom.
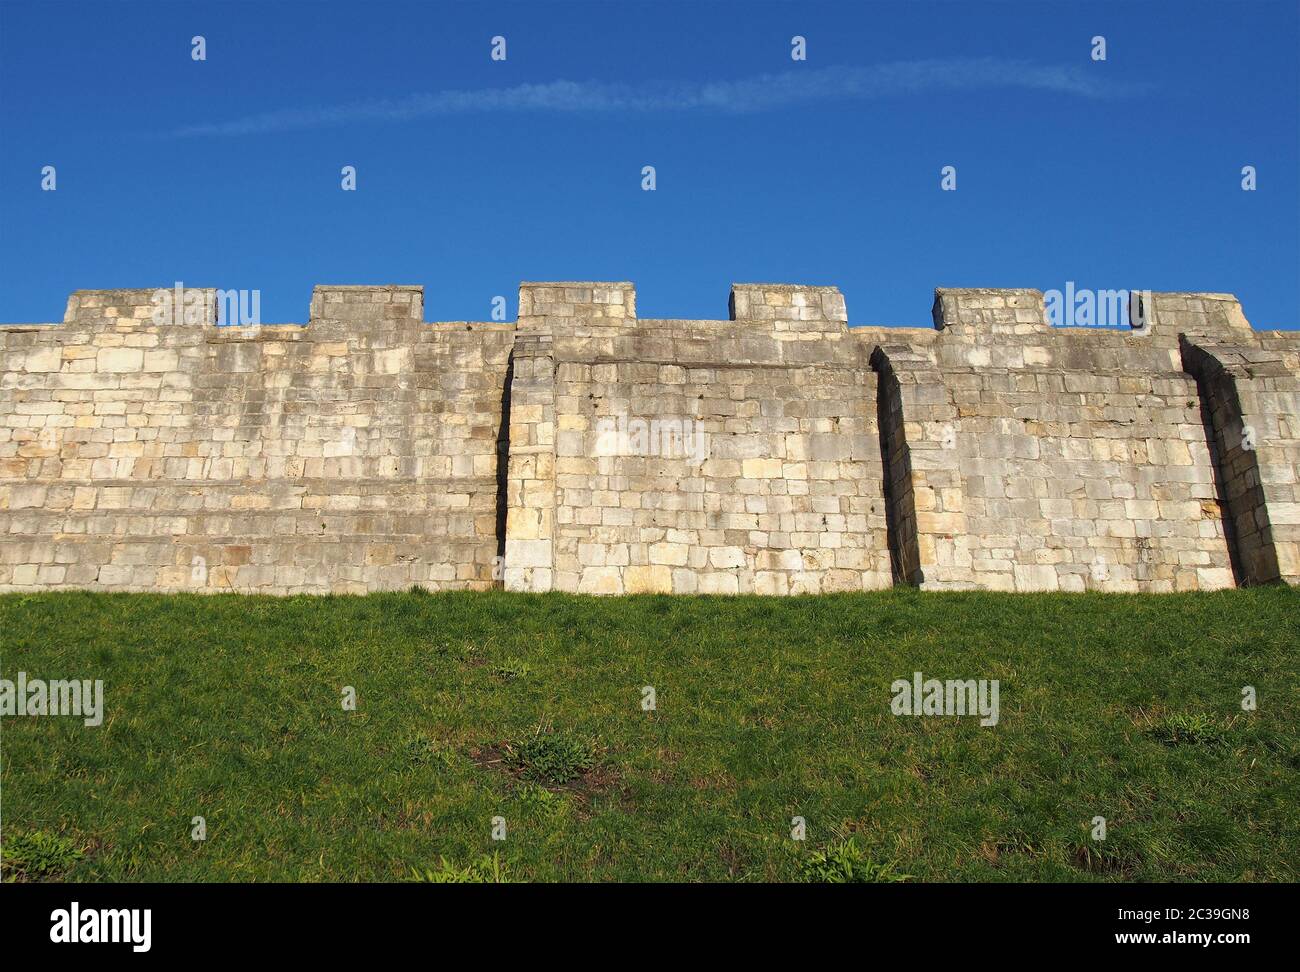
2, 281, 1297, 594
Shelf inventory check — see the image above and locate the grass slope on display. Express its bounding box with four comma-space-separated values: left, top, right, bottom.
1, 588, 1297, 882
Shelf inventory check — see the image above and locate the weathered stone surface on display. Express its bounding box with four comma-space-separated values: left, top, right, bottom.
2, 287, 511, 594
1, 282, 1297, 594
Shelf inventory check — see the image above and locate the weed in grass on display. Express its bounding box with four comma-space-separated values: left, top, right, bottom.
801, 838, 910, 883
400, 735, 460, 770
513, 781, 571, 821
490, 658, 531, 682
1, 830, 84, 881
506, 728, 595, 786
1146, 713, 1230, 747
409, 852, 509, 883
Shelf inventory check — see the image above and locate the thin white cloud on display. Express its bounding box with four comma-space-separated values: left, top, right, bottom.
172, 58, 1149, 137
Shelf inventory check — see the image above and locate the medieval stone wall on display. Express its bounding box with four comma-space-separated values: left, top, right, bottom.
866, 291, 1236, 592
0, 286, 511, 593
531, 283, 892, 596
2, 280, 1297, 595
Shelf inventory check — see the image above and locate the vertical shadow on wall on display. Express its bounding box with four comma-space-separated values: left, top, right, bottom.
871, 348, 921, 586
1192, 376, 1247, 586
494, 353, 515, 584
1181, 338, 1250, 585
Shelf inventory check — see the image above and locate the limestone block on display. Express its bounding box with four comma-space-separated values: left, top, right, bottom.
578, 566, 623, 594
624, 564, 672, 594
97, 348, 144, 373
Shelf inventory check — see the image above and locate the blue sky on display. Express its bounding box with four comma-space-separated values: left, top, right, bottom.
1, 0, 1296, 327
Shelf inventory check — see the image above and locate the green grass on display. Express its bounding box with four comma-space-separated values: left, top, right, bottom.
1, 587, 1297, 882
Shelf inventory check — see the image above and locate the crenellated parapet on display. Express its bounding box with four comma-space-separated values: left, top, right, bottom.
309, 285, 424, 324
